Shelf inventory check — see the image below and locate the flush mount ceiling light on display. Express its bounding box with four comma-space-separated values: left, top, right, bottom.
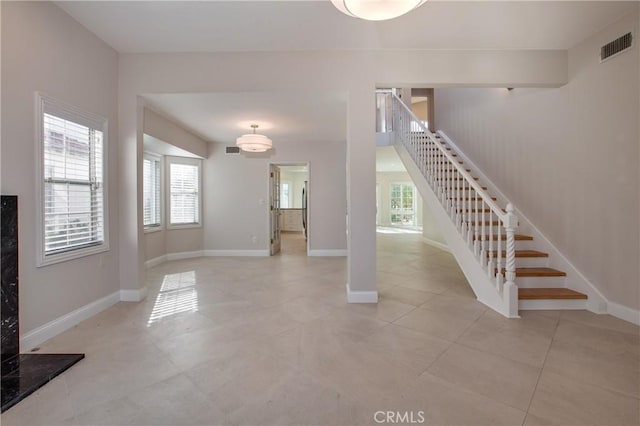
236, 124, 273, 153
331, 0, 427, 21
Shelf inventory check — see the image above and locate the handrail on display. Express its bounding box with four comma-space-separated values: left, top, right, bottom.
391, 93, 506, 221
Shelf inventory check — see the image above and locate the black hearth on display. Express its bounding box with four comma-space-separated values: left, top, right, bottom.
1, 195, 84, 412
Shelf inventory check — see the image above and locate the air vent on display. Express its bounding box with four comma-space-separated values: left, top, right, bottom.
601, 32, 633, 62
226, 146, 240, 154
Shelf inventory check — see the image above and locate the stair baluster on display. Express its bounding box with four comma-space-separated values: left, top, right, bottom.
389, 92, 520, 316
488, 212, 495, 276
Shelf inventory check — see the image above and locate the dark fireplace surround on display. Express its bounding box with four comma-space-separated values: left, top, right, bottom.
1, 195, 84, 412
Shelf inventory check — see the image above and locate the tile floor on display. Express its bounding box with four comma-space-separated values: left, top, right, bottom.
2, 231, 639, 425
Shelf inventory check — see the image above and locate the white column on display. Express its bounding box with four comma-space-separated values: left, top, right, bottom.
118, 95, 146, 300
346, 88, 377, 303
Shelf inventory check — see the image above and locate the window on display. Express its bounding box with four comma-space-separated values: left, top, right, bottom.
168, 157, 201, 227
36, 94, 109, 266
280, 182, 290, 208
143, 154, 162, 229
390, 183, 416, 226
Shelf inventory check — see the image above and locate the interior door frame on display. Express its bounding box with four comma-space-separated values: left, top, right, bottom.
268, 162, 310, 256
269, 164, 281, 255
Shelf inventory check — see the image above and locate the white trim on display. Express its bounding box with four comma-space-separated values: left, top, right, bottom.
203, 249, 269, 257
519, 299, 588, 311
143, 226, 163, 234
143, 151, 164, 230
421, 237, 452, 253
20, 290, 120, 352
346, 283, 378, 303
607, 302, 640, 326
166, 250, 204, 261
145, 250, 270, 269
120, 287, 148, 302
308, 249, 347, 257
145, 254, 168, 269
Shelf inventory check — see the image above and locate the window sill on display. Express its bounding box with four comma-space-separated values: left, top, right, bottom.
166, 223, 202, 230
37, 243, 109, 268
144, 226, 164, 234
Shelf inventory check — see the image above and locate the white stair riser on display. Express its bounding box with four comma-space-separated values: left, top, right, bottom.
519, 299, 587, 310
516, 276, 567, 288
471, 239, 537, 251
481, 257, 548, 269
513, 258, 550, 268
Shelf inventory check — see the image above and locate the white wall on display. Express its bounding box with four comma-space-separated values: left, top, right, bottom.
422, 200, 447, 247
435, 11, 639, 310
376, 172, 423, 227
144, 108, 208, 159
203, 141, 346, 253
1, 1, 120, 333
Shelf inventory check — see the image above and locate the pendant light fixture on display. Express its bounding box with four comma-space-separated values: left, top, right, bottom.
236, 124, 273, 153
330, 0, 427, 21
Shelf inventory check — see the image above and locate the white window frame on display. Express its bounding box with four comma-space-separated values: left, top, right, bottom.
389, 182, 416, 226
280, 180, 292, 209
35, 93, 109, 267
166, 156, 202, 229
143, 152, 164, 233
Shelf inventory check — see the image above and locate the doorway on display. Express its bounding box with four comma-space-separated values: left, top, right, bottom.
269, 163, 309, 256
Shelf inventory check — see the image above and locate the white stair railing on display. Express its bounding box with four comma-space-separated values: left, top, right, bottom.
391, 93, 519, 313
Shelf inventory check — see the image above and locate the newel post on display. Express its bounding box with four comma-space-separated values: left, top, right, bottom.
503, 203, 519, 317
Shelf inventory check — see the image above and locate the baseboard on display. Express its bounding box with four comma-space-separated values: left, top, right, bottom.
145, 255, 167, 269
203, 250, 269, 257
20, 290, 121, 352
607, 301, 640, 326
346, 283, 378, 303
308, 249, 348, 257
421, 237, 452, 253
120, 286, 148, 302
166, 250, 205, 261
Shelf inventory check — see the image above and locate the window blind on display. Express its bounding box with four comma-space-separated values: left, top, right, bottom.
143, 157, 161, 227
43, 113, 104, 254
170, 163, 199, 225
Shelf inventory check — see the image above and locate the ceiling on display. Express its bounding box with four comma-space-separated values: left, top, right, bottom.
376, 146, 406, 173
142, 91, 347, 144
56, 1, 636, 150
56, 1, 637, 53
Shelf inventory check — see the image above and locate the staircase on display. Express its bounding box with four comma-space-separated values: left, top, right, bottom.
386, 92, 592, 317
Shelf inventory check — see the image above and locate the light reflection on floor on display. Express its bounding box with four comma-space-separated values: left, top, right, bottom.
148, 270, 198, 325
376, 225, 423, 234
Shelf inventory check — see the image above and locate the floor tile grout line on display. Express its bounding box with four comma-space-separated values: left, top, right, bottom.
539, 318, 640, 402
521, 314, 561, 425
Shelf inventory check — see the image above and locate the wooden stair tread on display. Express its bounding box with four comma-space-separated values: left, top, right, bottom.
468, 221, 501, 225
501, 267, 566, 277
438, 177, 479, 181
474, 234, 533, 241
519, 288, 587, 300
489, 250, 549, 258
